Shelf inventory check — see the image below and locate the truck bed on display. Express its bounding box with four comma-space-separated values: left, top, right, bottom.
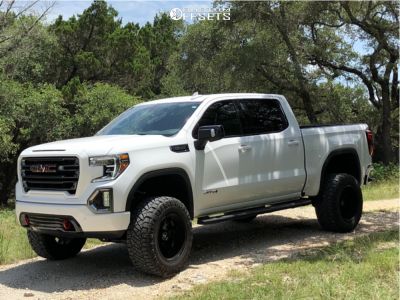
300, 124, 370, 196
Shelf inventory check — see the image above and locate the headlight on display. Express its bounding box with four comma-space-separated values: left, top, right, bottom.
89, 153, 130, 182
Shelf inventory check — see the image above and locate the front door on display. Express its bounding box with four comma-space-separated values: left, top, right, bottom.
193, 100, 244, 214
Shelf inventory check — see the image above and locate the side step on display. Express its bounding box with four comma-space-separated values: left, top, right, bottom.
197, 198, 312, 225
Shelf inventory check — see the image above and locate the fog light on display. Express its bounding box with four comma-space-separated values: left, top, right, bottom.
20, 213, 30, 226
63, 218, 74, 231
88, 189, 113, 213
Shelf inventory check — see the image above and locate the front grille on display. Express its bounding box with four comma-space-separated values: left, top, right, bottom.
26, 213, 81, 232
21, 156, 79, 194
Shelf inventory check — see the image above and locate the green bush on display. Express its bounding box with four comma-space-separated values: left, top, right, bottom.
0, 77, 142, 205
66, 81, 141, 137
370, 163, 399, 182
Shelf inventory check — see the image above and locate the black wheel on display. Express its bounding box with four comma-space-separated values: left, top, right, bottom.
27, 231, 86, 260
315, 173, 363, 233
126, 196, 193, 277
233, 214, 257, 223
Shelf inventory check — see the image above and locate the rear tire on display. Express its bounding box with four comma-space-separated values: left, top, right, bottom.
126, 196, 193, 277
315, 173, 363, 233
27, 231, 86, 260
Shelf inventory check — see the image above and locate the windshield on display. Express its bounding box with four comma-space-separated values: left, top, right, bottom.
98, 102, 200, 136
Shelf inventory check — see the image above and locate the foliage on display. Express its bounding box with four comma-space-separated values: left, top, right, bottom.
63, 80, 141, 137
175, 230, 399, 300
48, 0, 182, 98
0, 21, 60, 84
0, 1, 53, 57
0, 77, 141, 205
304, 1, 399, 164
370, 163, 399, 183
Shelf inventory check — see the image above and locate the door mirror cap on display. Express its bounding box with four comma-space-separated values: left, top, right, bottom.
195, 125, 225, 150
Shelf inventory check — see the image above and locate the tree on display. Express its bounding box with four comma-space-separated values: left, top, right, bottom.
0, 1, 53, 56
0, 76, 141, 206
227, 1, 320, 123
163, 3, 323, 123
306, 1, 399, 164
62, 80, 141, 137
50, 0, 122, 86
0, 22, 60, 83
0, 79, 69, 205
50, 0, 182, 99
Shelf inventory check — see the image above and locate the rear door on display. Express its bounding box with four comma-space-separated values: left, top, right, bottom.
236, 98, 306, 202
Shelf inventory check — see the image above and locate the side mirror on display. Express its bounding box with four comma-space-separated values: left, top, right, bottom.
195, 125, 225, 150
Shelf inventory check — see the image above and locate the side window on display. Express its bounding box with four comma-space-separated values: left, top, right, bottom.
238, 99, 288, 135
193, 101, 241, 138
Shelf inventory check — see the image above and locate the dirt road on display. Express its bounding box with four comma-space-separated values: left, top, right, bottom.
0, 199, 398, 300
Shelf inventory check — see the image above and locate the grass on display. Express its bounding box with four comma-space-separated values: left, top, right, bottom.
0, 208, 36, 264
362, 178, 399, 201
0, 209, 103, 265
174, 230, 399, 300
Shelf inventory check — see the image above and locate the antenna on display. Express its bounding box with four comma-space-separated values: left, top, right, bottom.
192, 91, 199, 97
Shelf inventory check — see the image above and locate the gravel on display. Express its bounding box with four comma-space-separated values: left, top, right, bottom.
0, 199, 398, 300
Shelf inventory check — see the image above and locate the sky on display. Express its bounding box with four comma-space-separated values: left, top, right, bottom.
44, 0, 215, 25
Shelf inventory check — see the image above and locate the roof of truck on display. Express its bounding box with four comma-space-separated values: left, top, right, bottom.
138, 93, 283, 105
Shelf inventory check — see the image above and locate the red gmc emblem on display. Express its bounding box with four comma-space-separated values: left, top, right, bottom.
30, 164, 57, 173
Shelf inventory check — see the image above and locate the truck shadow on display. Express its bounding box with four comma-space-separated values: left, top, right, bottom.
0, 210, 397, 293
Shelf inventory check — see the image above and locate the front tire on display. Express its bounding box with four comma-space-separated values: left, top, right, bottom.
315, 173, 363, 233
27, 231, 86, 260
126, 196, 193, 277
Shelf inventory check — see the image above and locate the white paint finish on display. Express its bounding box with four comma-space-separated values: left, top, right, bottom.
15, 93, 372, 232
193, 136, 243, 212
301, 124, 371, 195
16, 201, 130, 232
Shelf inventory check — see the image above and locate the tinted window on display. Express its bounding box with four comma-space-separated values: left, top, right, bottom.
193, 101, 241, 138
98, 102, 200, 136
238, 99, 288, 135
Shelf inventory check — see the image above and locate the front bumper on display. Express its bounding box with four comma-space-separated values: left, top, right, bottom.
16, 200, 130, 238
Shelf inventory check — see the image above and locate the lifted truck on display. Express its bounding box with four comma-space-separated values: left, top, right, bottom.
16, 93, 373, 277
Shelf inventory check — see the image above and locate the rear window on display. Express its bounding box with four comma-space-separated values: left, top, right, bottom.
238, 99, 288, 135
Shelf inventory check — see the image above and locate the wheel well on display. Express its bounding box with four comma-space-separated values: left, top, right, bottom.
320, 149, 361, 194
126, 169, 193, 219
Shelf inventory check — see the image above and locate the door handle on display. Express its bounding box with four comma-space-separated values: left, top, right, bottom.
238, 145, 252, 152
287, 139, 299, 146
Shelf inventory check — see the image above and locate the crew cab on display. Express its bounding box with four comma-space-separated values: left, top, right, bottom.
16, 93, 373, 277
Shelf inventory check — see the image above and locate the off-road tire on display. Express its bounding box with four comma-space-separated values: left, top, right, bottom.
315, 173, 363, 233
127, 196, 193, 277
27, 231, 86, 260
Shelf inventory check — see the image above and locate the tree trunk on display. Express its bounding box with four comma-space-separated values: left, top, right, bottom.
0, 163, 17, 207
301, 90, 318, 124
380, 85, 393, 165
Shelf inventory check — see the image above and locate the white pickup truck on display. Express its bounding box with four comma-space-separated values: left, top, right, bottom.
16, 93, 373, 277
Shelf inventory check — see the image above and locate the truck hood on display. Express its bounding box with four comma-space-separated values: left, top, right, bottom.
23, 135, 180, 156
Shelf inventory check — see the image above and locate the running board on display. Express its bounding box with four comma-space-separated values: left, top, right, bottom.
197, 198, 312, 225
